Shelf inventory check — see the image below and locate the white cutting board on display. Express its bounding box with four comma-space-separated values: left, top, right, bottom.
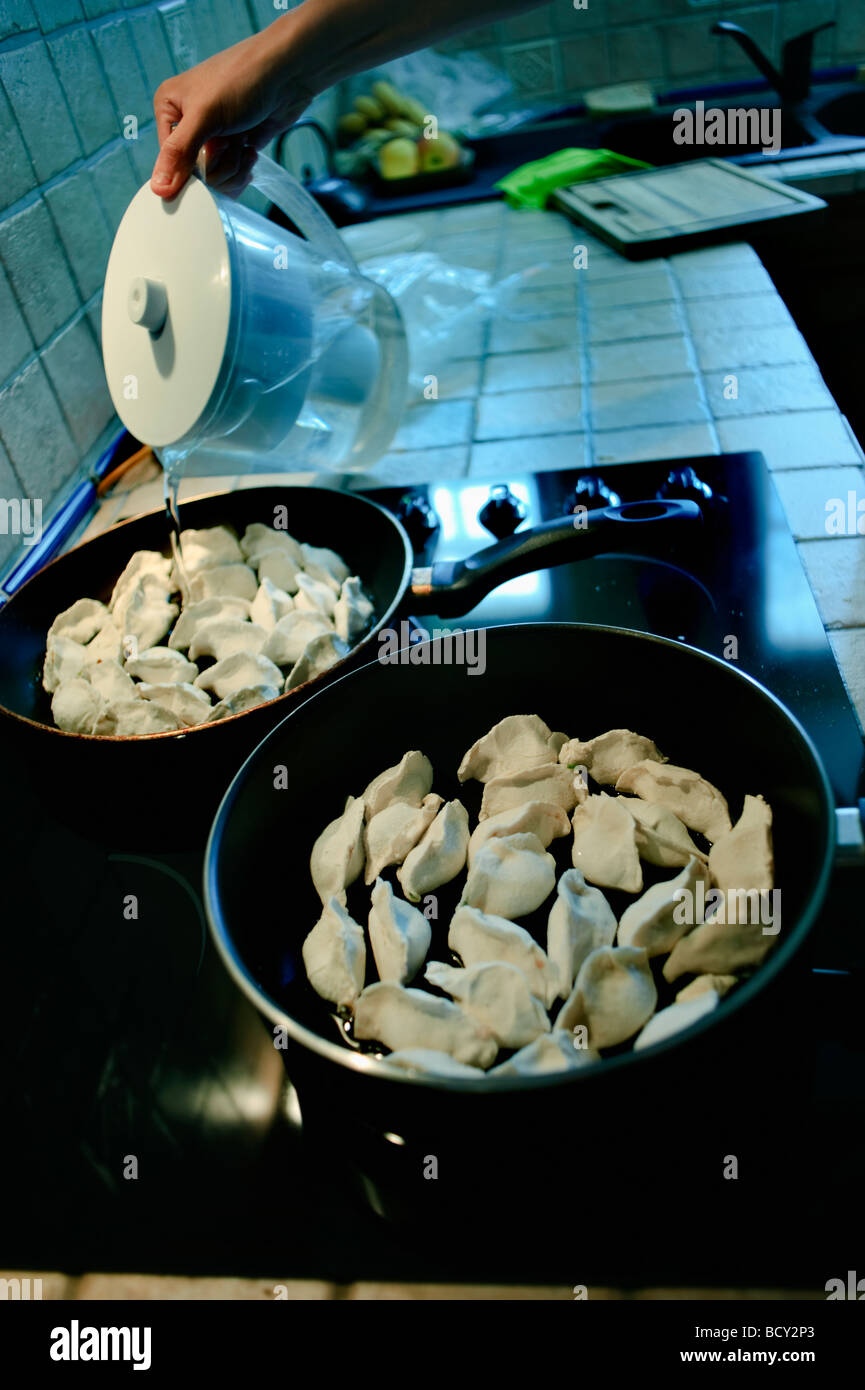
552, 158, 825, 258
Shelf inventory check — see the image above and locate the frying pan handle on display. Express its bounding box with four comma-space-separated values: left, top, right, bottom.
409, 498, 702, 617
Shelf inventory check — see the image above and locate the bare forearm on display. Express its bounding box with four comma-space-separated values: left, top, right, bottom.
270, 0, 546, 95
152, 0, 547, 196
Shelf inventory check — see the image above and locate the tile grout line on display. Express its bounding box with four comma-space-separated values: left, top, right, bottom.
0, 121, 158, 225
575, 237, 594, 468
666, 264, 722, 454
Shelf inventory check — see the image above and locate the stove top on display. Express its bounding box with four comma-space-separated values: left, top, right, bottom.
3, 451, 863, 1287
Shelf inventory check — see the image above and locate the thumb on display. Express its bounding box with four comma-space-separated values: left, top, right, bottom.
151, 106, 213, 198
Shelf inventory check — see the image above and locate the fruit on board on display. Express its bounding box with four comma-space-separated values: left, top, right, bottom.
400, 95, 429, 127
384, 117, 419, 137
378, 137, 421, 180
338, 112, 367, 140
372, 80, 404, 116
418, 130, 461, 172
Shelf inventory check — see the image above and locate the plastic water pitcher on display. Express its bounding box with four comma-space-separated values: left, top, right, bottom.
101, 154, 407, 476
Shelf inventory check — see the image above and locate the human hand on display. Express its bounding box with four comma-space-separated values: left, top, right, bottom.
151, 24, 317, 199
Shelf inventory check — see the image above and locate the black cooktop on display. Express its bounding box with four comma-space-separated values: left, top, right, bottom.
2, 451, 863, 1287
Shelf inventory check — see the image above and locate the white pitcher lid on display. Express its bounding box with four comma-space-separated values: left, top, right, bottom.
101, 177, 233, 449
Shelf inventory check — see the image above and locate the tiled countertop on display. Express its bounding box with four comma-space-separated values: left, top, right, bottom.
82, 198, 865, 733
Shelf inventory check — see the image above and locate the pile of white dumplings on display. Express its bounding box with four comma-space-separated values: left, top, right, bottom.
303, 715, 776, 1078
42, 523, 374, 736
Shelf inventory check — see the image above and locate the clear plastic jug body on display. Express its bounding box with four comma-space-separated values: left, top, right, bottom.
103, 156, 407, 479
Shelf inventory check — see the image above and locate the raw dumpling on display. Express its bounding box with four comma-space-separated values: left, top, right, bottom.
397, 799, 470, 903
83, 619, 123, 665
293, 572, 337, 617
462, 832, 556, 922
662, 897, 776, 982
194, 651, 283, 700
301, 541, 351, 590
51, 678, 103, 733
362, 750, 433, 821
168, 596, 251, 650
479, 762, 583, 820
634, 989, 719, 1051
84, 659, 137, 704
448, 904, 559, 1008
617, 855, 709, 957
113, 578, 179, 649
257, 549, 301, 594
615, 760, 731, 843
250, 578, 294, 631
490, 1032, 601, 1077
138, 681, 212, 726
620, 797, 708, 868
458, 714, 566, 784
310, 795, 365, 905
109, 551, 173, 611
368, 877, 431, 984
546, 868, 617, 1000
240, 523, 304, 569
676, 973, 737, 1003
383, 1049, 484, 1079
92, 698, 180, 736
354, 981, 497, 1068
559, 728, 666, 786
125, 646, 198, 684
364, 794, 442, 884
284, 632, 349, 690
261, 611, 332, 667
302, 897, 366, 1007
43, 635, 86, 692
425, 960, 550, 1050
708, 794, 774, 892
467, 800, 570, 866
333, 577, 374, 644
176, 525, 243, 574
189, 563, 258, 603
205, 684, 279, 720
557, 945, 657, 1049
188, 619, 267, 663
571, 793, 643, 893
48, 598, 111, 646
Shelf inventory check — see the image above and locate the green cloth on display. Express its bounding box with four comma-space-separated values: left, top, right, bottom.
496, 147, 652, 210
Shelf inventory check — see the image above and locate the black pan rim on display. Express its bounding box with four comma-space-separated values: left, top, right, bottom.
0, 484, 414, 741
203, 620, 837, 1094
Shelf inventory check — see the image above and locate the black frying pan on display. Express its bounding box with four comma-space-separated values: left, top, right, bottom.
204, 624, 837, 1218
0, 486, 698, 842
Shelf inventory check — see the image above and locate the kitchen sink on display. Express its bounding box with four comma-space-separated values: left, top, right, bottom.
510, 82, 865, 170
596, 106, 817, 167
814, 88, 865, 138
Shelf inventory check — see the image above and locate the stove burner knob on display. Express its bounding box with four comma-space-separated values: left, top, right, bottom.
657, 466, 714, 505
478, 484, 527, 539
395, 492, 440, 553
570, 473, 622, 510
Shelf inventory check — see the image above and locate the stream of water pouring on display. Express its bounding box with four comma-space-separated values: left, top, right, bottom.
161, 453, 191, 605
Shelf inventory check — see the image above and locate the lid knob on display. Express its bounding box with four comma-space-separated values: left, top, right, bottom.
127, 276, 168, 333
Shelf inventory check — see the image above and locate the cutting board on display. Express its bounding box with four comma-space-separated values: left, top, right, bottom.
551, 157, 826, 258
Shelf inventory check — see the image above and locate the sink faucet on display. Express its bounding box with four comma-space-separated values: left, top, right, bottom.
712, 19, 834, 104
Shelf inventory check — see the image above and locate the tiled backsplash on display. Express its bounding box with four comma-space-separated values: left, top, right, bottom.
0, 0, 311, 570
2, 0, 865, 573
439, 0, 864, 96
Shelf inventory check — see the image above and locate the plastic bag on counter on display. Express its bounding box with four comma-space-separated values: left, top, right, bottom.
358, 252, 547, 387
358, 250, 569, 385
